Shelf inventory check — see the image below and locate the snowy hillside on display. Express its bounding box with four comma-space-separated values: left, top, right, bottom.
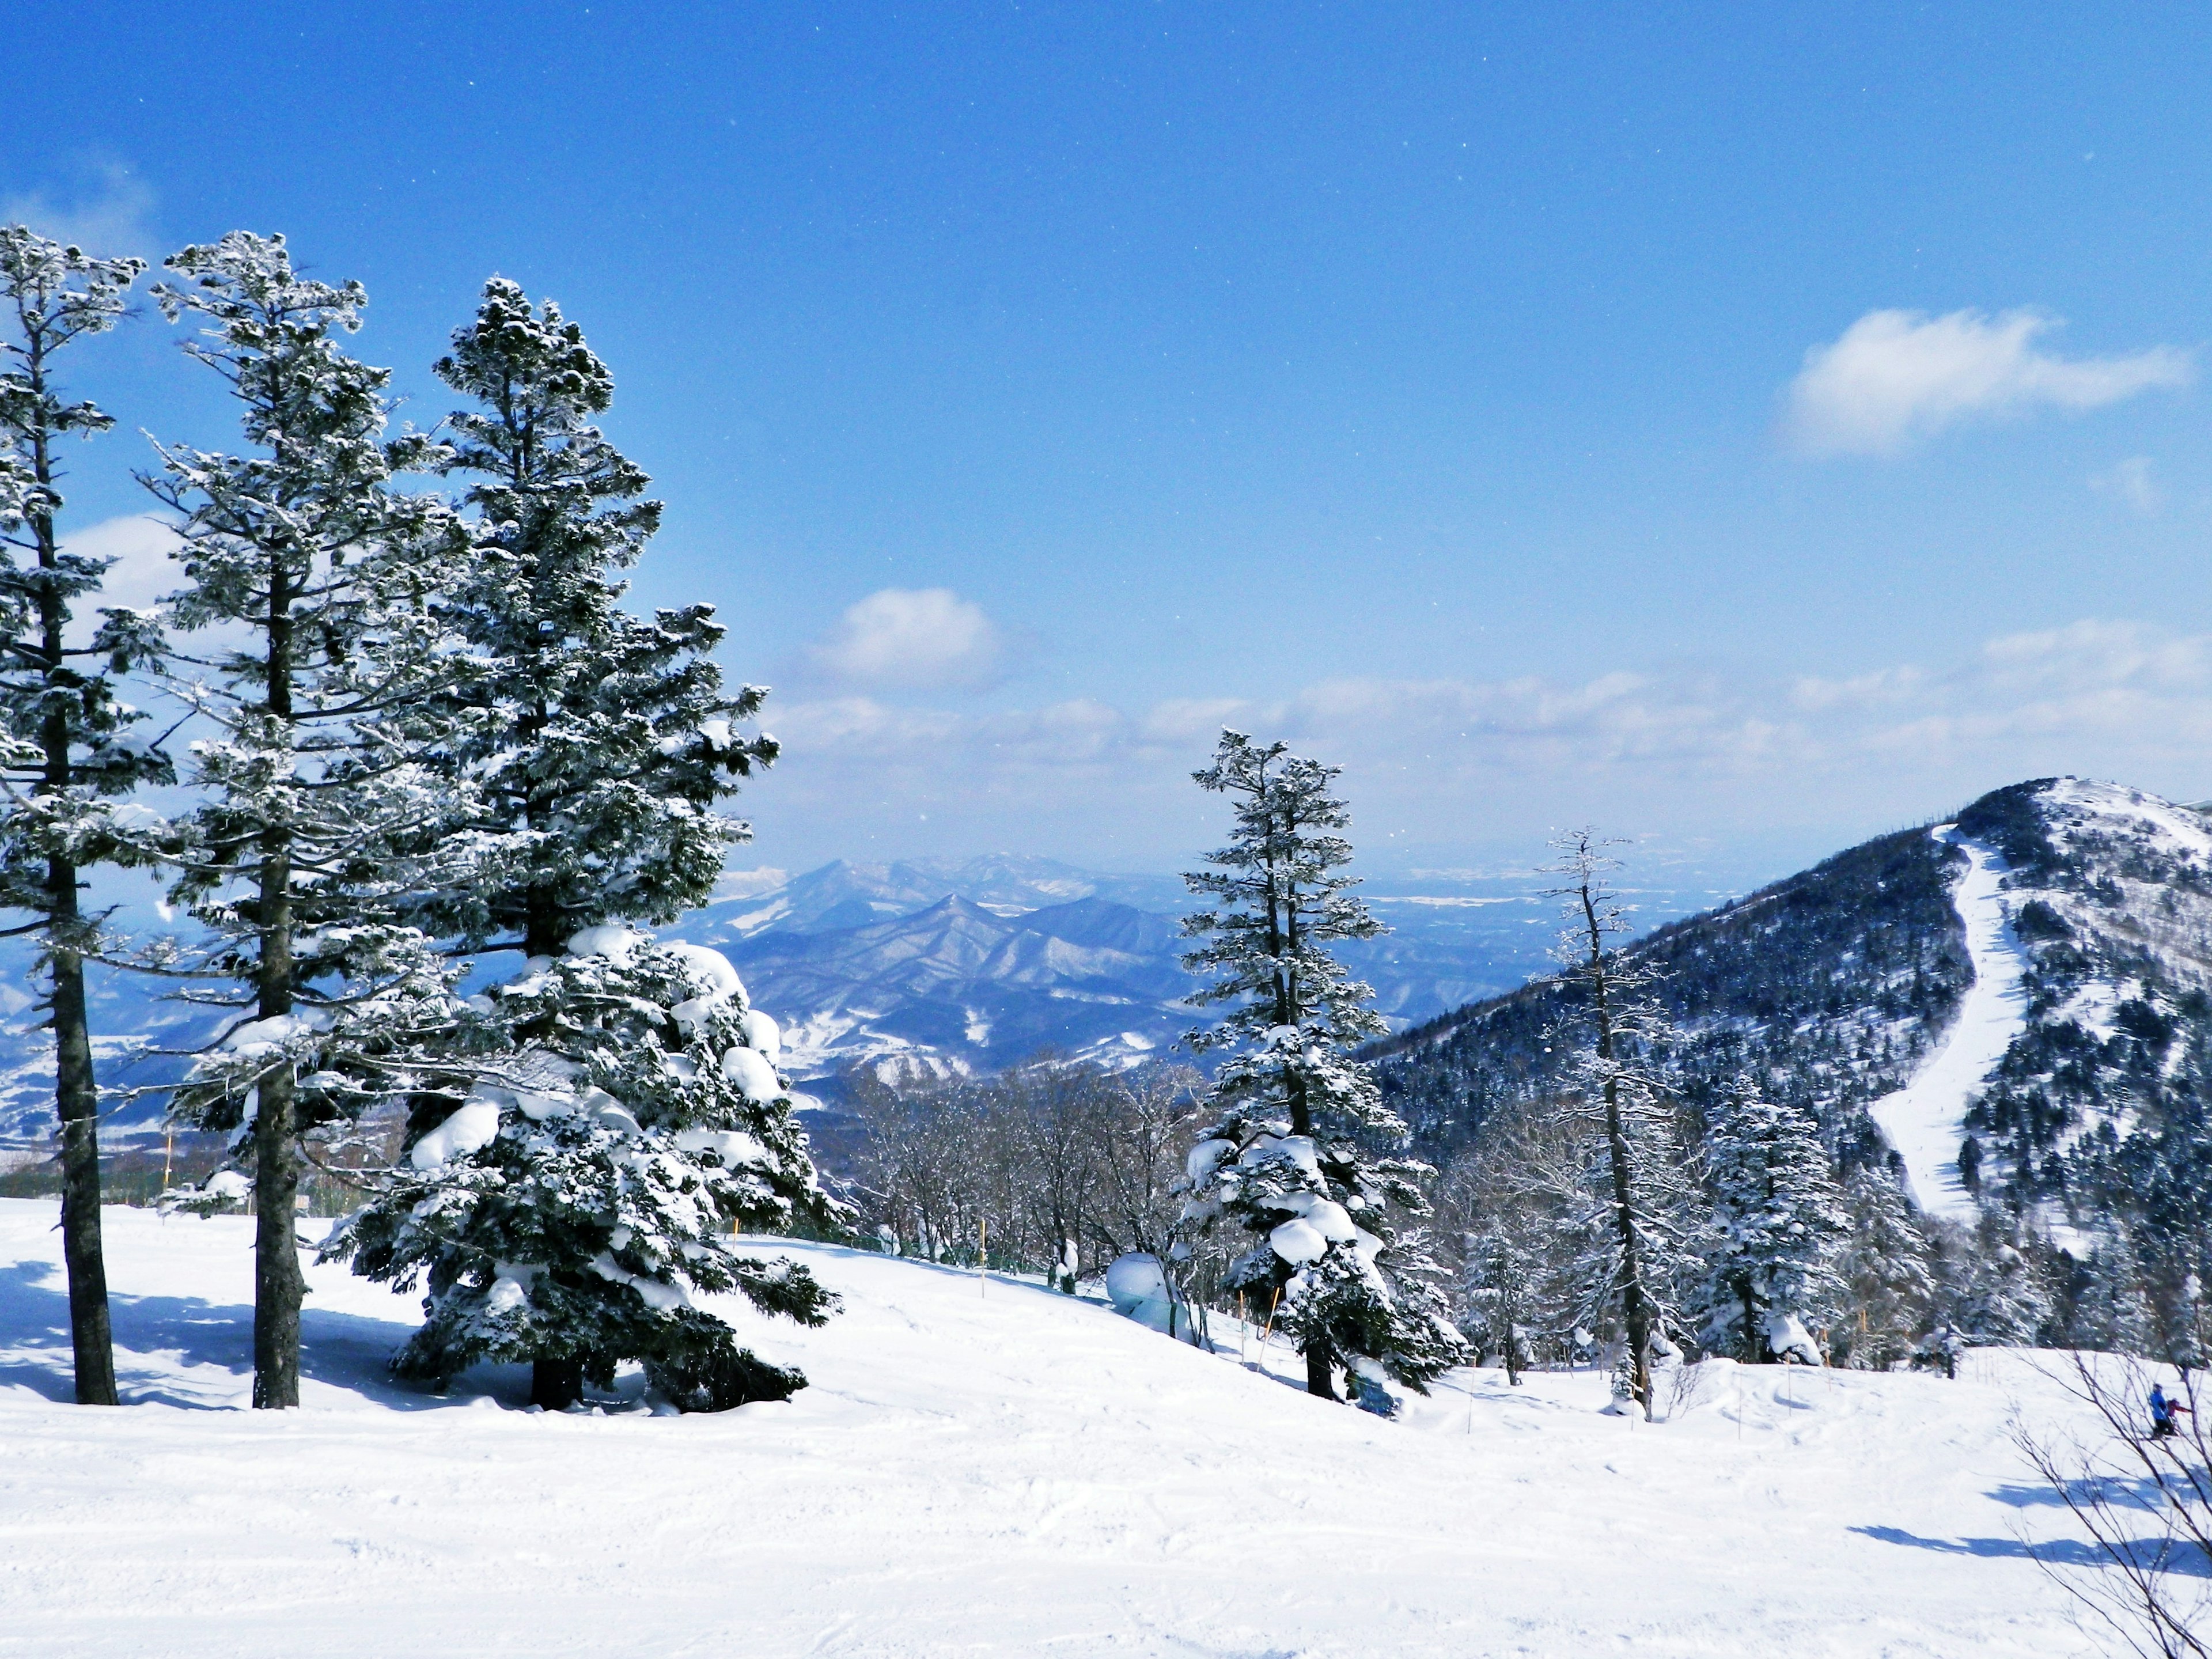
0, 1198, 2122, 1656
1380, 778, 2212, 1238
1868, 825, 2031, 1224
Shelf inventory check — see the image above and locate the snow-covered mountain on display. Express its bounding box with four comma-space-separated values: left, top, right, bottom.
1376, 777, 2212, 1247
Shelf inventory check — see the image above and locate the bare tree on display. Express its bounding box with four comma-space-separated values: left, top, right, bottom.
2013, 1355, 2211, 1658
1546, 830, 1695, 1420
1093, 1063, 1202, 1263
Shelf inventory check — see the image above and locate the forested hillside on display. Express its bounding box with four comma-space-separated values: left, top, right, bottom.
1374, 778, 2212, 1354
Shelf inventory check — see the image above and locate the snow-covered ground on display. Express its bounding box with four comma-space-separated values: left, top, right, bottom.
1870, 825, 2031, 1222
0, 1199, 2124, 1656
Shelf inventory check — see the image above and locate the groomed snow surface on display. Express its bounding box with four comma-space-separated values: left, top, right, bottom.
1870, 825, 2032, 1223
0, 1202, 2133, 1657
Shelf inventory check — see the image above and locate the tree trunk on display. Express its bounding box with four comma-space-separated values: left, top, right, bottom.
28, 365, 117, 1406
251, 1044, 303, 1410
1741, 1280, 1762, 1364
1305, 1339, 1338, 1400
1584, 880, 1655, 1422
48, 869, 116, 1406
532, 1357, 584, 1411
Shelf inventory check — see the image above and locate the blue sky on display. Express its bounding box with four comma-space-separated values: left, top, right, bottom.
10, 5, 2211, 884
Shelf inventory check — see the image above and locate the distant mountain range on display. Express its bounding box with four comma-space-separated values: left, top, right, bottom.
667, 854, 1575, 1079
0, 849, 1760, 1145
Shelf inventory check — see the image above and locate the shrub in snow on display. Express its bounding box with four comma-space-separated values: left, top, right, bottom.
328, 930, 836, 1409
1176, 731, 1466, 1401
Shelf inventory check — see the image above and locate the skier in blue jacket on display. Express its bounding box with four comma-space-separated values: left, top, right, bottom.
2150, 1380, 2192, 1440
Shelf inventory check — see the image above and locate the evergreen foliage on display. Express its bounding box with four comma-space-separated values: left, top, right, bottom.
1176, 730, 1465, 1400
331, 928, 835, 1410
0, 226, 165, 1406
1462, 1227, 1536, 1382
415, 277, 773, 955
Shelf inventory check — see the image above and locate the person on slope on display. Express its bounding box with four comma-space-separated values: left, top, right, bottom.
2150, 1379, 2192, 1440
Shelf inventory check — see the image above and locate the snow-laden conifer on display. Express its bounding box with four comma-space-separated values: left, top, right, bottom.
0, 227, 165, 1406
324, 281, 832, 1411
141, 233, 477, 1409
1696, 1082, 1847, 1363
416, 277, 774, 954
1463, 1228, 1536, 1383
1544, 830, 1698, 1419
1835, 1162, 1934, 1369
334, 926, 834, 1410
1177, 730, 1465, 1402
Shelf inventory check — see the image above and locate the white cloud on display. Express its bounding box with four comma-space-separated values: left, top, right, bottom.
2089, 455, 2163, 516
754, 619, 2212, 867
804, 587, 1006, 690
1785, 309, 2191, 456
1, 163, 159, 259
53, 515, 180, 646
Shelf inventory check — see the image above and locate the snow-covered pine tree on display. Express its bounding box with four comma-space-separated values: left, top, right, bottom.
0, 227, 166, 1407
1464, 1227, 1536, 1383
1544, 830, 1698, 1419
141, 233, 477, 1410
1698, 1082, 1847, 1363
2066, 1222, 2156, 1357
1835, 1162, 1934, 1370
418, 277, 775, 955
324, 279, 833, 1412
1933, 1217, 2055, 1349
1177, 730, 1465, 1402
332, 927, 835, 1410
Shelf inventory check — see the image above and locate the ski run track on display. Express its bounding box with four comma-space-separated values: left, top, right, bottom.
1869, 825, 2032, 1225
0, 1200, 2147, 1657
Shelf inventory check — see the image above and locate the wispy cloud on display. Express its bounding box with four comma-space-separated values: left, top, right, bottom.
2089, 455, 2163, 516
802, 587, 1006, 691
1, 162, 159, 259
1785, 309, 2191, 456
756, 620, 2212, 862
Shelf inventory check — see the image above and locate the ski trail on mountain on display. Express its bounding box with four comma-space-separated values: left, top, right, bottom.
1869, 825, 2028, 1222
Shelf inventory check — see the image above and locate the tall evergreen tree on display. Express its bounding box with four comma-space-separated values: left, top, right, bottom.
1545, 830, 1696, 1419
143, 233, 475, 1409
1177, 730, 1465, 1402
0, 227, 165, 1406
1698, 1082, 1847, 1362
324, 280, 833, 1411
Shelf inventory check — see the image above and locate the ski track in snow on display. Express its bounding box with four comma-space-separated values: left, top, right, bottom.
1870, 825, 2030, 1223
0, 1200, 2119, 1657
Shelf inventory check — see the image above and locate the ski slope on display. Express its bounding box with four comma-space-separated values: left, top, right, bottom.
1870, 826, 2031, 1222
0, 1200, 2123, 1657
